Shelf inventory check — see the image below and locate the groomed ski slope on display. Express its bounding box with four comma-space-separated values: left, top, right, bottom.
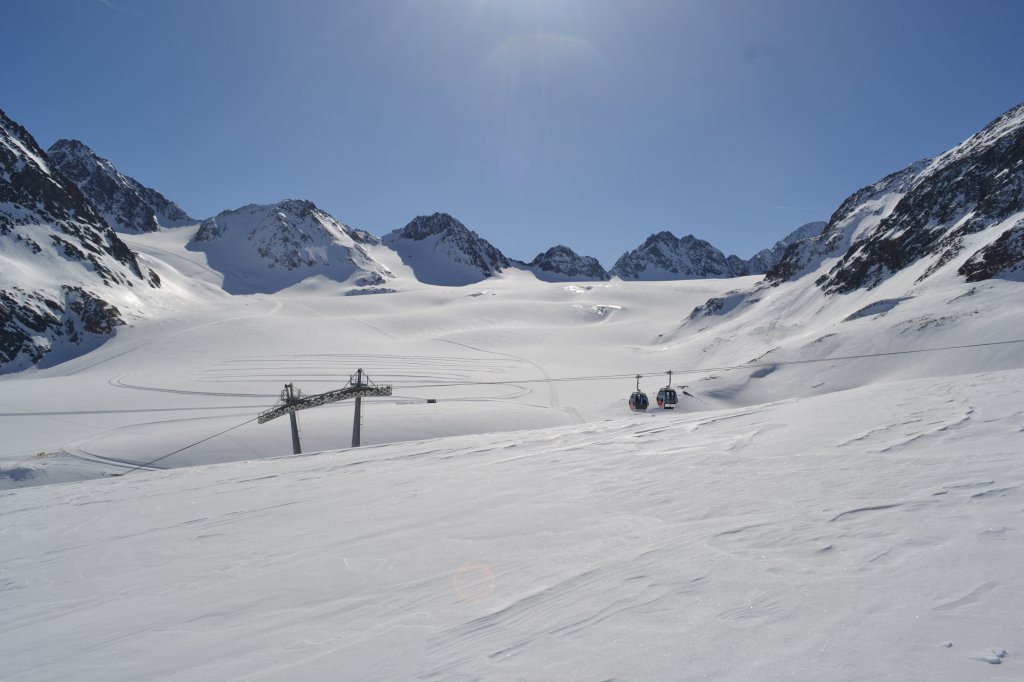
2, 368, 1022, 680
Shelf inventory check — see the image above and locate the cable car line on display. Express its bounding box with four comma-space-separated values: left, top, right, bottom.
388, 338, 1024, 390
113, 337, 1024, 474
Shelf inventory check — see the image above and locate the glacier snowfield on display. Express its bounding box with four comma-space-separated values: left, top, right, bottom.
0, 225, 1022, 680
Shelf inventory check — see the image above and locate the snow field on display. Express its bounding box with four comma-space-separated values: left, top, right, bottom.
1, 369, 1021, 680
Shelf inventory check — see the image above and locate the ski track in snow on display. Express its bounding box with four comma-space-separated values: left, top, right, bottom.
3, 370, 1023, 680
0, 240, 1022, 679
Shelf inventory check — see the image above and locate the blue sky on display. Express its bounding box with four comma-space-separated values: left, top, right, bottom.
6, 0, 1023, 265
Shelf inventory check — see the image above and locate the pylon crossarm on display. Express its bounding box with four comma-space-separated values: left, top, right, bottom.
258, 384, 392, 423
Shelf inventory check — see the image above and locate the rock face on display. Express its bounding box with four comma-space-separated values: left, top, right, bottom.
187, 199, 392, 294
0, 110, 160, 372
609, 232, 741, 280
521, 245, 610, 282
382, 213, 511, 286
958, 220, 1024, 282
768, 102, 1024, 291
47, 139, 193, 233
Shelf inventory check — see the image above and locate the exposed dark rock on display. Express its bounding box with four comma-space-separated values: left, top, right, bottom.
48, 139, 193, 232
188, 199, 390, 294
383, 213, 511, 285
0, 108, 157, 371
959, 220, 1024, 282
767, 102, 1024, 292
522, 245, 610, 281
610, 232, 739, 280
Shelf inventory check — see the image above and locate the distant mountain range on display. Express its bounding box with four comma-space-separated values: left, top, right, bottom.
2, 100, 1022, 370
606, 222, 826, 281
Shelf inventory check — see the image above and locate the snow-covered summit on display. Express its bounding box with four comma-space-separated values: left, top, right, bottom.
382, 212, 511, 286
47, 139, 193, 233
768, 101, 1024, 290
187, 199, 392, 294
0, 110, 160, 372
609, 231, 741, 280
744, 221, 827, 275
520, 245, 610, 282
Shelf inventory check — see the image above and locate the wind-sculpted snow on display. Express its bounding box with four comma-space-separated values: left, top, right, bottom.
48, 139, 192, 233
0, 109, 160, 371
1, 370, 1022, 680
187, 200, 392, 294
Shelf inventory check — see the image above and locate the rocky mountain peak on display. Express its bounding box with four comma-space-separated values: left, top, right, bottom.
523, 245, 610, 282
610, 231, 739, 280
383, 213, 511, 286
768, 100, 1024, 291
188, 199, 390, 294
47, 138, 192, 233
1, 109, 159, 371
394, 212, 475, 241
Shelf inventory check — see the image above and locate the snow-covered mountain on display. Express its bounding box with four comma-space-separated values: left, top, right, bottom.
0, 109, 161, 372
742, 220, 827, 275
609, 231, 742, 280
187, 199, 393, 294
520, 244, 610, 281
611, 223, 828, 281
382, 212, 511, 286
767, 102, 1024, 290
680, 102, 1024, 384
47, 139, 193, 233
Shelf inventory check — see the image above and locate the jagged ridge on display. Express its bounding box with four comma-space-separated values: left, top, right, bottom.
48, 139, 192, 233
0, 109, 160, 372
609, 232, 741, 280
768, 102, 1024, 291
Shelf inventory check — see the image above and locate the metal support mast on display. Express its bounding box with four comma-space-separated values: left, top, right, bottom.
351, 368, 366, 447
286, 383, 302, 455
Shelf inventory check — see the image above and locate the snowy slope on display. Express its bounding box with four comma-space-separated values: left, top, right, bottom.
187, 200, 393, 294
47, 139, 193, 233
671, 101, 1024, 394
744, 220, 827, 274
1, 369, 1022, 680
0, 99, 1022, 682
768, 101, 1024, 290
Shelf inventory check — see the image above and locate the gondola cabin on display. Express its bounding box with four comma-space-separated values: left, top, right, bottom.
628, 375, 649, 411
656, 387, 678, 409
628, 391, 649, 411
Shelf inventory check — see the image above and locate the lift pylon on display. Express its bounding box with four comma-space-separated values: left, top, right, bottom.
257, 368, 392, 453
